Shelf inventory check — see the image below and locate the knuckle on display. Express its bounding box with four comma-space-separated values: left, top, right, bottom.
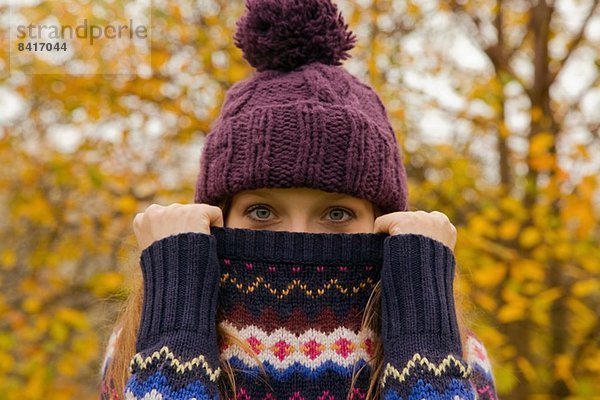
133, 213, 142, 224
432, 210, 449, 221
146, 203, 160, 213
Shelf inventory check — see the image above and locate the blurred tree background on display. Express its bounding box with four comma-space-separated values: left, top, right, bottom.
0, 0, 599, 398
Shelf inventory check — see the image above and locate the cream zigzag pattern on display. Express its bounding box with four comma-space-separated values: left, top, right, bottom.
219, 320, 377, 370
380, 353, 472, 387
129, 346, 221, 381
220, 273, 376, 299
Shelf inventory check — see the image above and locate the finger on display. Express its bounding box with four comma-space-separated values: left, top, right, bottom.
133, 213, 142, 228
133, 213, 153, 252
132, 213, 142, 238
203, 204, 224, 228
373, 212, 407, 235
373, 213, 393, 233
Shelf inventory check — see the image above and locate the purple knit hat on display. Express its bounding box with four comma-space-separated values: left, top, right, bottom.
194, 0, 408, 215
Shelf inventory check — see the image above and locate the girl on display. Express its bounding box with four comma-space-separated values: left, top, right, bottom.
100, 0, 498, 399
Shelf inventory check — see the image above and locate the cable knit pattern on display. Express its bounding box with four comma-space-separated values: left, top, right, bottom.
193, 68, 409, 216
100, 227, 498, 399
194, 0, 408, 215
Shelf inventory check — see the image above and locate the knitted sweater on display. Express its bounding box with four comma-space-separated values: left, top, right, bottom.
99, 227, 498, 400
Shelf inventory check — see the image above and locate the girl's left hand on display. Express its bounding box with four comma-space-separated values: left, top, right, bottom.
373, 210, 457, 251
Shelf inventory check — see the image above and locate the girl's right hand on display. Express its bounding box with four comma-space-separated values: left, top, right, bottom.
133, 203, 224, 252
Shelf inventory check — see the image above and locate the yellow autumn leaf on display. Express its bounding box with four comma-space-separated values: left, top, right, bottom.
576, 143, 590, 159
474, 292, 497, 313
116, 195, 138, 214
579, 175, 597, 197
407, 2, 421, 16
572, 279, 600, 298
519, 226, 542, 248
498, 219, 520, 240
470, 214, 496, 238
534, 288, 563, 306
229, 64, 249, 82
22, 298, 42, 314
567, 298, 597, 329
498, 122, 510, 139
88, 271, 125, 297
472, 262, 507, 288
552, 241, 571, 260
0, 249, 16, 270
554, 354, 576, 386
0, 353, 15, 372
57, 307, 89, 330
57, 355, 78, 378
530, 153, 555, 172
16, 194, 55, 227
49, 320, 69, 344
531, 106, 543, 123
499, 196, 527, 220
23, 367, 45, 399
530, 132, 554, 155
497, 303, 526, 323
511, 259, 545, 282
517, 356, 537, 381
580, 256, 600, 274
483, 206, 501, 222
72, 334, 99, 362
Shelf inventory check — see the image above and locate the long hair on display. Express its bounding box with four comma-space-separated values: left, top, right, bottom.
104, 199, 470, 399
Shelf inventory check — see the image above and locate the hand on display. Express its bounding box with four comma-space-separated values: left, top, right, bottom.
373, 210, 457, 251
133, 203, 224, 252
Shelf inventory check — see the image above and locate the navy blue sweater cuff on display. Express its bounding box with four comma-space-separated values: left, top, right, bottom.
136, 232, 221, 361
381, 233, 461, 360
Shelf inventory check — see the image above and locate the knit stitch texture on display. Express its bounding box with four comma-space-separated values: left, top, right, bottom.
194, 0, 408, 215
100, 227, 499, 399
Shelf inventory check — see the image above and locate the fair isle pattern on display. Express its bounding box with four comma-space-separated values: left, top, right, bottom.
465, 333, 498, 400
218, 320, 376, 370
129, 346, 221, 381
381, 379, 475, 400
104, 328, 497, 400
220, 271, 377, 298
124, 389, 167, 400
225, 386, 369, 400
111, 230, 501, 399
100, 325, 124, 400
101, 325, 121, 377
380, 353, 473, 387
124, 371, 217, 400
465, 334, 494, 377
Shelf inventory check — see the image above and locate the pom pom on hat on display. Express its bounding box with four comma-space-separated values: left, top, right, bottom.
233, 0, 357, 72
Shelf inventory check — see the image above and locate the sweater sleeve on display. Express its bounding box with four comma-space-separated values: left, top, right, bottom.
378, 233, 476, 400
464, 330, 499, 399
99, 325, 122, 399
124, 232, 222, 400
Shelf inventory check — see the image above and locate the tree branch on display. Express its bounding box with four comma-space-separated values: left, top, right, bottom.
556, 72, 600, 130
549, 0, 600, 86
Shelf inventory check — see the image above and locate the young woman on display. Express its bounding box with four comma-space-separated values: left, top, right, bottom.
100, 0, 499, 399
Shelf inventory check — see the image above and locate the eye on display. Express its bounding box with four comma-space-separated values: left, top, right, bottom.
246, 205, 274, 221
326, 207, 354, 223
